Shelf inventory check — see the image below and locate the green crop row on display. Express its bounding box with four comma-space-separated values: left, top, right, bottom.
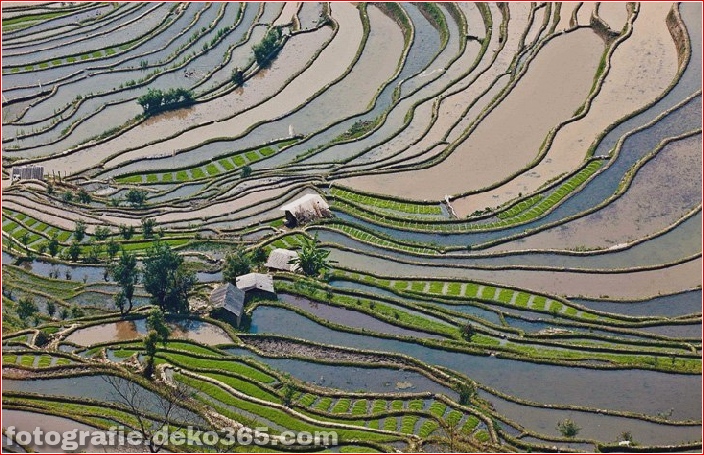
330, 188, 443, 216
116, 139, 297, 184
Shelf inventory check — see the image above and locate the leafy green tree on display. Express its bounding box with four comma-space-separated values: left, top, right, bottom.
20, 232, 30, 256
17, 297, 38, 320
106, 238, 120, 260
48, 236, 60, 257
46, 301, 56, 318
241, 165, 252, 178
137, 88, 163, 114
37, 242, 48, 255
232, 68, 244, 85
119, 224, 135, 240
143, 330, 159, 379
137, 87, 194, 116
289, 235, 333, 277
557, 419, 581, 438
94, 226, 111, 241
74, 220, 87, 242
110, 250, 140, 315
147, 308, 170, 345
70, 305, 85, 318
77, 188, 92, 204
223, 247, 251, 282
250, 246, 267, 265
86, 240, 103, 263
125, 188, 147, 207
458, 382, 476, 406
253, 27, 282, 67
67, 241, 82, 262
280, 378, 296, 407
141, 218, 156, 239
142, 241, 196, 313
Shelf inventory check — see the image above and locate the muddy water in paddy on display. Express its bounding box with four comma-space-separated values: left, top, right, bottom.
250, 306, 702, 420
574, 290, 702, 318
341, 26, 603, 200
454, 2, 681, 216
306, 2, 491, 167
266, 5, 405, 140
328, 247, 701, 300
327, 92, 701, 250
479, 391, 702, 446
598, 2, 629, 31
576, 2, 597, 26
4, 3, 174, 68
313, 209, 701, 271
65, 318, 232, 346
1, 410, 113, 453
226, 346, 457, 397
341, 3, 518, 167
491, 133, 702, 251
35, 19, 337, 175
554, 3, 578, 32
92, 3, 360, 173
276, 294, 445, 340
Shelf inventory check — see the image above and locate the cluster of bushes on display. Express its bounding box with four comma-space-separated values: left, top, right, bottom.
253, 27, 283, 67
137, 87, 194, 116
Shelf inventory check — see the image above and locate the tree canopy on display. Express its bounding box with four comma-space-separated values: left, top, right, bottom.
289, 235, 333, 277
142, 241, 196, 313
110, 250, 140, 315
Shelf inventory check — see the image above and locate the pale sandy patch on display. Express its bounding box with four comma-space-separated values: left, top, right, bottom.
273, 2, 300, 27
459, 2, 486, 40
340, 26, 602, 201
452, 3, 678, 217
577, 2, 597, 26
598, 2, 629, 32
485, 133, 702, 252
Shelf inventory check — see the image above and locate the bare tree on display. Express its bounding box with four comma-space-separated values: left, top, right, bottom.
103, 375, 193, 453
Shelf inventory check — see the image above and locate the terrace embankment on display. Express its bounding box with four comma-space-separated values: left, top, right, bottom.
337, 27, 603, 201
487, 133, 702, 252
453, 2, 682, 217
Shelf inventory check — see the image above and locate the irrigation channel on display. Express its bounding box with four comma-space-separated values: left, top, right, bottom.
2, 2, 701, 453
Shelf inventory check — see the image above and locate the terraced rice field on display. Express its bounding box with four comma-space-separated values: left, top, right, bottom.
2, 2, 701, 453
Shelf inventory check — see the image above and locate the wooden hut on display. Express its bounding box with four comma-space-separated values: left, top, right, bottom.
209, 283, 245, 327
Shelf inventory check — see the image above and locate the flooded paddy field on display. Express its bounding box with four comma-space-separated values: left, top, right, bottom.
2, 2, 701, 453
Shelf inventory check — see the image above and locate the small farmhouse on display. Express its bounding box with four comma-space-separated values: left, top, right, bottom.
280, 193, 331, 227
209, 283, 245, 327
11, 164, 44, 182
236, 273, 276, 296
266, 248, 300, 272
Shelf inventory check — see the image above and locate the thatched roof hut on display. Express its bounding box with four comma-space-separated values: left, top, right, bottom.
266, 248, 300, 272
280, 193, 331, 226
210, 283, 245, 327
